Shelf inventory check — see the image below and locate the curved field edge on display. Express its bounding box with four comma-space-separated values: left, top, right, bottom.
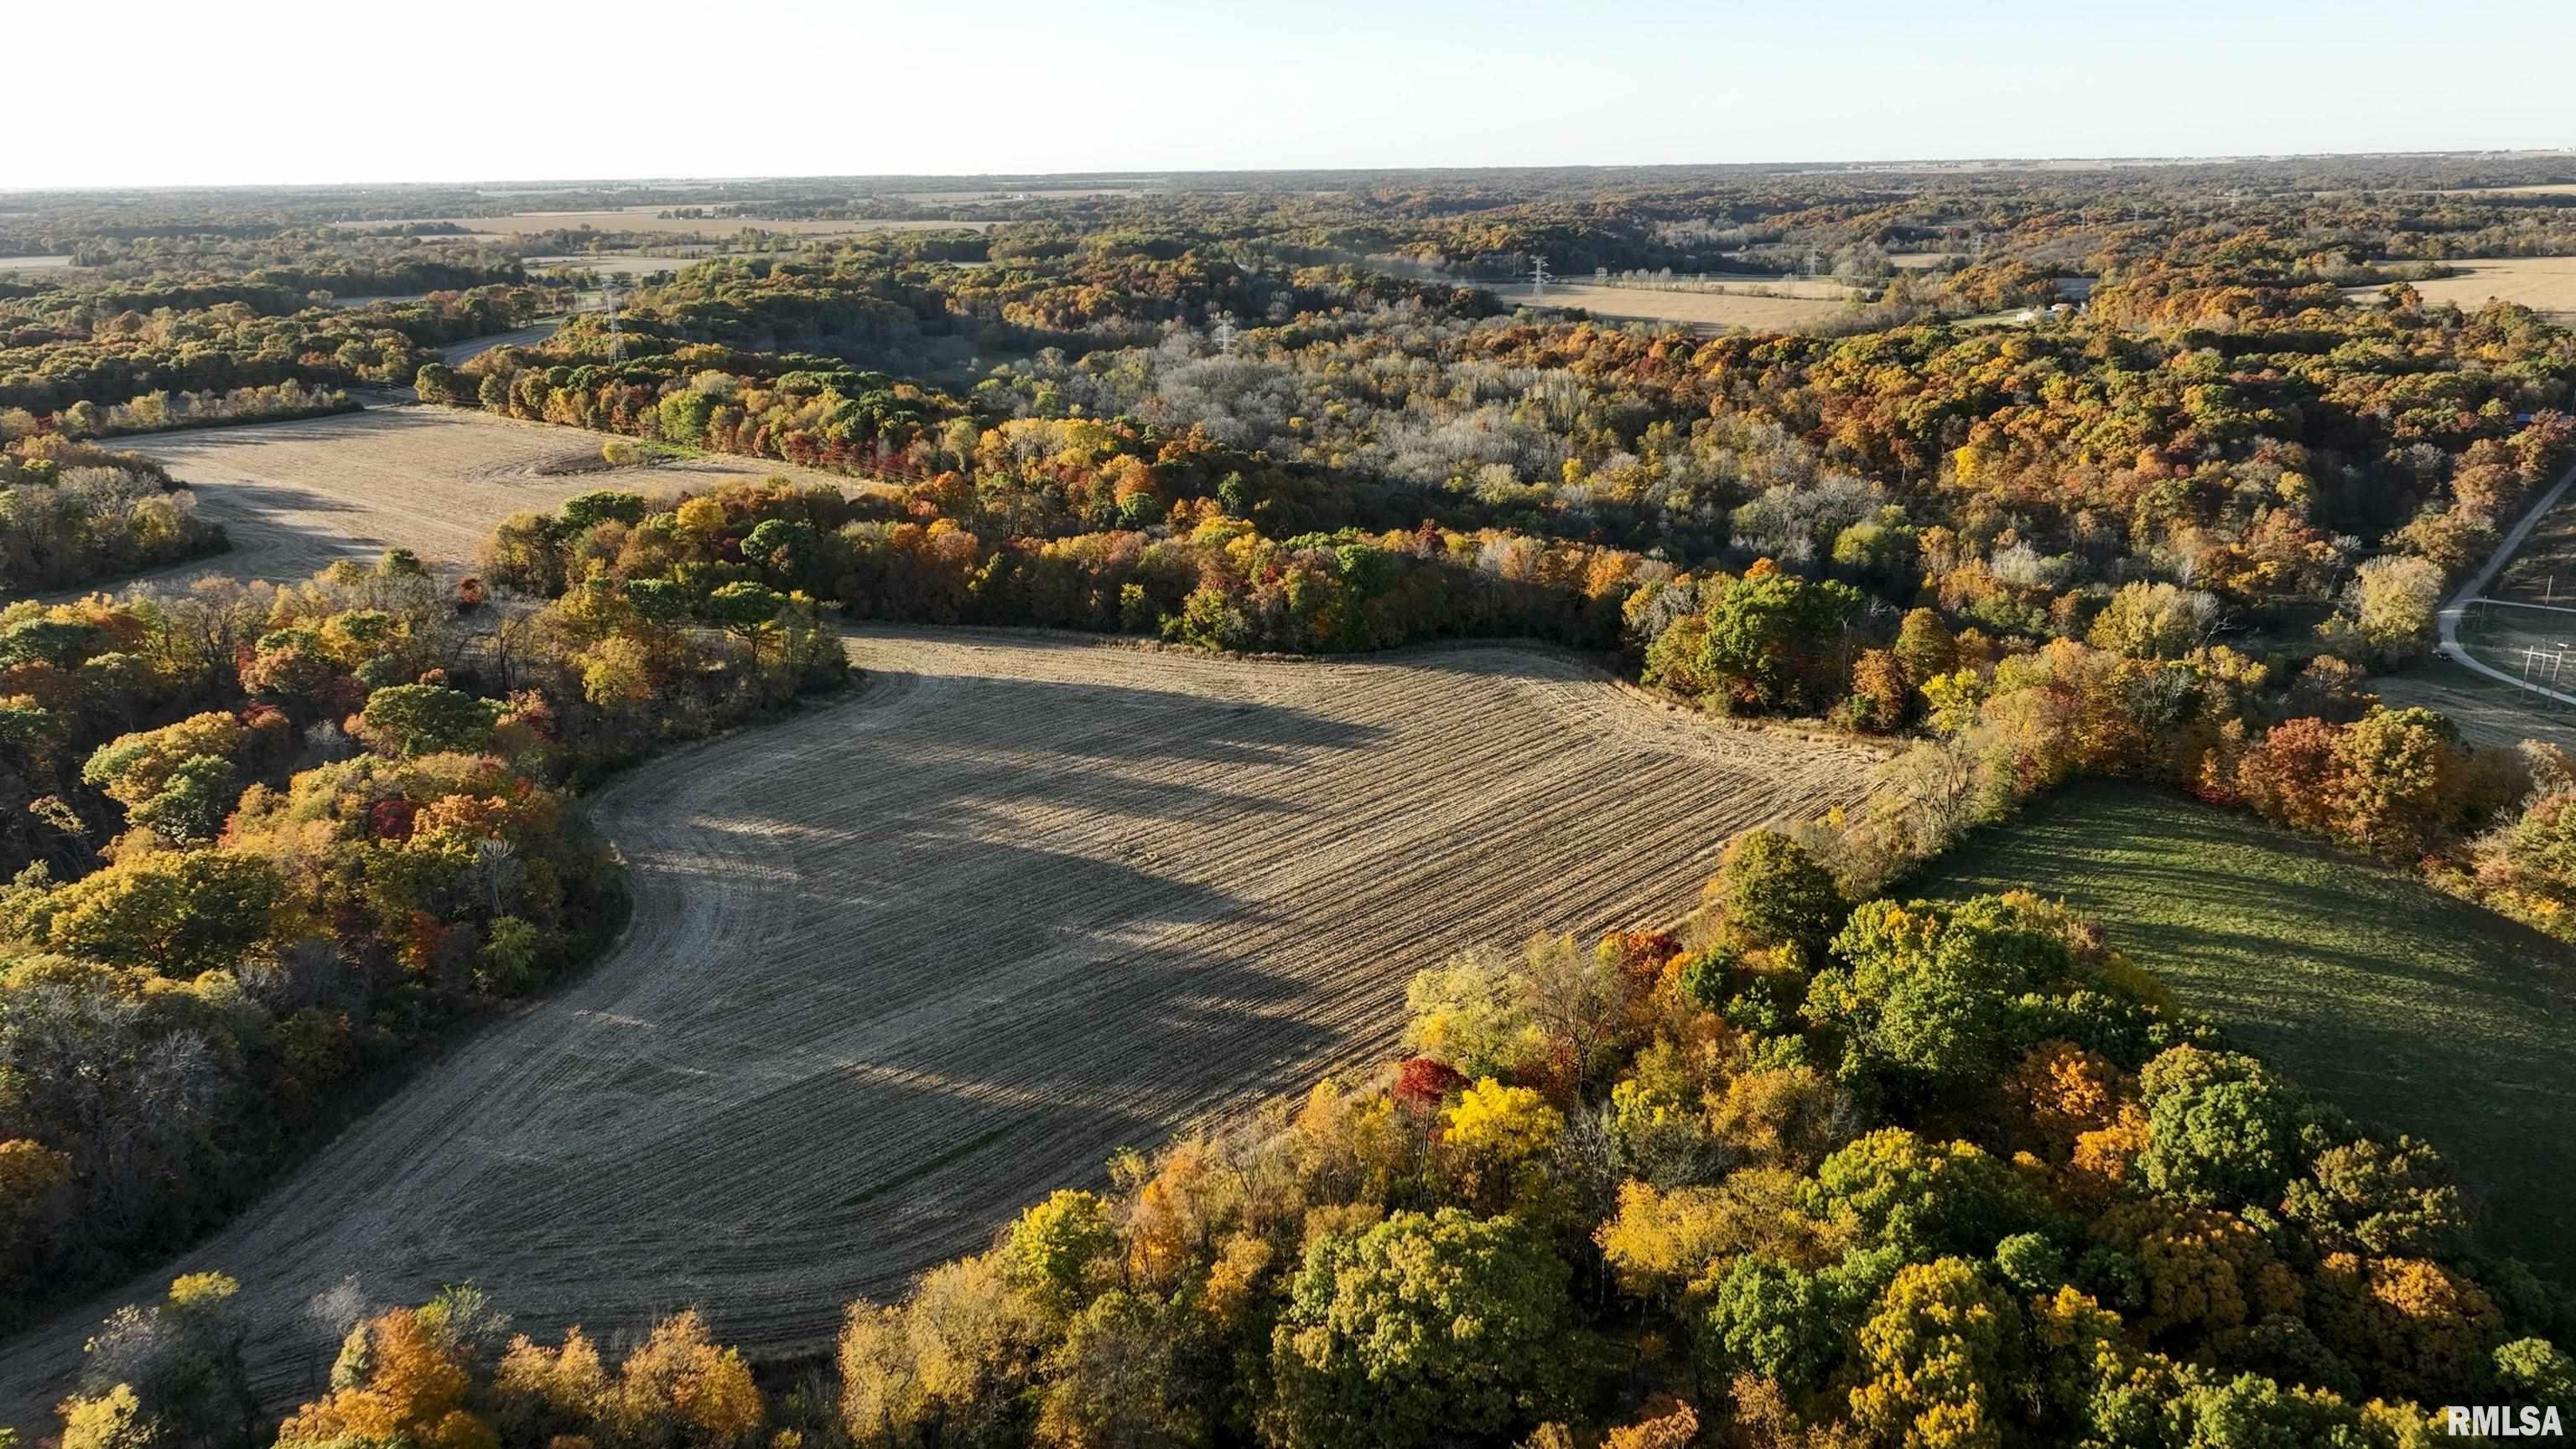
0, 624, 1878, 1429
1909, 781, 2575, 1284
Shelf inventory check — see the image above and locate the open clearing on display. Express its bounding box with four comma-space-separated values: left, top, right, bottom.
0, 626, 1876, 1421
2489, 480, 2576, 607
2438, 183, 2576, 196
1916, 783, 2574, 1284
331, 210, 989, 237
2373, 655, 2576, 753
2449, 606, 2576, 705
2342, 256, 2576, 319
1491, 280, 1862, 331
904, 186, 1151, 204
99, 407, 871, 591
526, 253, 732, 278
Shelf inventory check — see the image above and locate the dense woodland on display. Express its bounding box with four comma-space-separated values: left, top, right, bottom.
7, 158, 2576, 1445
0, 553, 846, 1322
0, 439, 226, 595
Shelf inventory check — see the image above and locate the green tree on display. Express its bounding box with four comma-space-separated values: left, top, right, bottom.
558, 491, 649, 532
1695, 569, 1865, 714
2137, 1047, 2309, 1209
1799, 1130, 2046, 1259
1002, 1190, 1114, 1320
1265, 1209, 1586, 1449
1702, 1249, 1895, 1398
1893, 607, 1961, 683
1720, 829, 1845, 953
2495, 1337, 2576, 1408
412, 362, 461, 405
353, 684, 506, 757
123, 755, 234, 844
706, 581, 787, 665
1810, 895, 2076, 1096
2282, 1136, 2466, 1258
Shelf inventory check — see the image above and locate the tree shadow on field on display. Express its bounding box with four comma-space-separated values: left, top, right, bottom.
858, 666, 1393, 774
28, 484, 395, 604
1365, 639, 1607, 684
169, 671, 1402, 1371
125, 404, 465, 454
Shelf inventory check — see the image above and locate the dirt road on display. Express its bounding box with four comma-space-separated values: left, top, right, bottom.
441, 322, 561, 366
0, 625, 1872, 1427
2433, 458, 2576, 704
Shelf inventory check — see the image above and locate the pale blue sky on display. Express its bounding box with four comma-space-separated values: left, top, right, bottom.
9, 0, 2571, 190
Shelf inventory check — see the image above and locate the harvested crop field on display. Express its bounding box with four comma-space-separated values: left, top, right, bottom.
0, 626, 1877, 1424
1490, 280, 1862, 331
2438, 183, 2576, 196
526, 252, 730, 278
103, 407, 874, 590
2344, 257, 2576, 319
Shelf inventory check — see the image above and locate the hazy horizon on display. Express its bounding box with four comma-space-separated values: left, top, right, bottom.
13, 0, 2572, 191
11, 148, 2576, 198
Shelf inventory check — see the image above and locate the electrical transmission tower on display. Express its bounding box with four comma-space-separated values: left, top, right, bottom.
1211, 309, 1238, 356
601, 279, 624, 361
1528, 254, 1551, 298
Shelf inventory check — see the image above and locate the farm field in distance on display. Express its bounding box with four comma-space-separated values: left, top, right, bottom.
2343, 255, 2576, 319
1914, 782, 2576, 1284
1488, 278, 1864, 330
0, 623, 1878, 1422
523, 252, 743, 278
101, 406, 881, 589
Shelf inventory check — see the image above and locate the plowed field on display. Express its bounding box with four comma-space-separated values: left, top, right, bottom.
0, 616, 1876, 1421
101, 408, 870, 591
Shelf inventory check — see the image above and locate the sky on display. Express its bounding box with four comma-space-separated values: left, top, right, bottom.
8, 0, 2572, 190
